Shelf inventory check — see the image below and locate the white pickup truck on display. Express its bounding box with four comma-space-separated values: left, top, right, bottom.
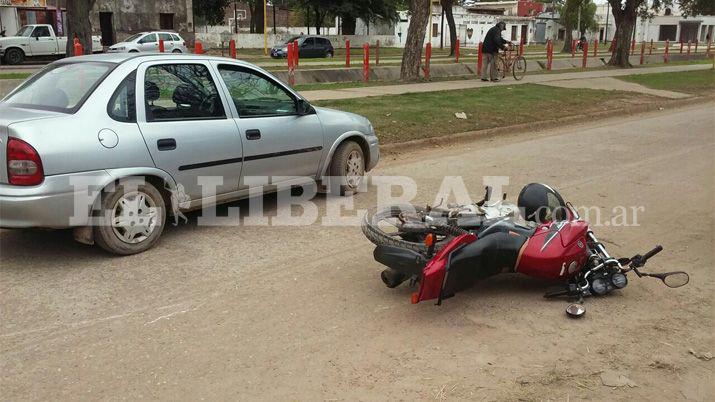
0, 24, 102, 65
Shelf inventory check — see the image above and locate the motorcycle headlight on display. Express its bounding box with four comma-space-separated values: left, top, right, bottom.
611, 273, 628, 289
591, 278, 608, 295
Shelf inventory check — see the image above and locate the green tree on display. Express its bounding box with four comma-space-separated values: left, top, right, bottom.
558, 0, 598, 53
193, 0, 231, 26
678, 0, 715, 16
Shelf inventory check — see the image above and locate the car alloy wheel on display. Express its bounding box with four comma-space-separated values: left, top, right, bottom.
345, 149, 364, 189
111, 191, 159, 244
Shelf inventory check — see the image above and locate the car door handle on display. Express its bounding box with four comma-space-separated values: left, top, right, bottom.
246, 129, 261, 140
157, 138, 176, 151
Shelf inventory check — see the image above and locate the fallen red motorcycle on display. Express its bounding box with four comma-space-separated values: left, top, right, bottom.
361, 183, 689, 317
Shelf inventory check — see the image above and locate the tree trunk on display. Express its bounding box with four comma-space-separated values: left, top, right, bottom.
561, 25, 573, 53
400, 0, 431, 80
250, 2, 264, 34
313, 6, 322, 35
342, 15, 357, 35
441, 0, 457, 56
607, 0, 639, 67
65, 0, 96, 56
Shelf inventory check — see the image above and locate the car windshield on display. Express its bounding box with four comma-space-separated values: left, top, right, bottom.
3, 62, 113, 113
124, 33, 144, 42
16, 26, 34, 37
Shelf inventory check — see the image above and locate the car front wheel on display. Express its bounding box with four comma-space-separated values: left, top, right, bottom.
3, 48, 25, 65
329, 141, 365, 195
94, 178, 166, 255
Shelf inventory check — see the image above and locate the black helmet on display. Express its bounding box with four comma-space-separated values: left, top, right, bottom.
517, 183, 567, 223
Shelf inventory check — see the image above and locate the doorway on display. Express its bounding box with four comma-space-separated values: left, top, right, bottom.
99, 12, 114, 46
520, 25, 527, 43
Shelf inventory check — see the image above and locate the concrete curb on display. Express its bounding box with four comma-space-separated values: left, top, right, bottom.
378, 95, 713, 156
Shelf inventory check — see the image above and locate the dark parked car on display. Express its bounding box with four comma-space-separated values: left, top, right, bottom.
271, 36, 334, 59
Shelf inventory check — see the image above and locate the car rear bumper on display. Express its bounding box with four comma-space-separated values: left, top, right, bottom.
0, 170, 110, 228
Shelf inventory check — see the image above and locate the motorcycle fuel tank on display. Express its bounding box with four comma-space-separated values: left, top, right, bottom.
516, 220, 590, 280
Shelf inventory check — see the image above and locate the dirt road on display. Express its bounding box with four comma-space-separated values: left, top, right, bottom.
1, 103, 713, 401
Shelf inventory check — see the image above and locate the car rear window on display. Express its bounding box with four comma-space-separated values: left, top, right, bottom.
2, 62, 114, 113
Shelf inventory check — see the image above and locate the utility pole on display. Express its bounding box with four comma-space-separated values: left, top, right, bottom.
263, 0, 268, 55
604, 2, 610, 43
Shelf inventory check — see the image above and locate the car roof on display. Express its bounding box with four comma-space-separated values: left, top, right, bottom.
55, 52, 255, 67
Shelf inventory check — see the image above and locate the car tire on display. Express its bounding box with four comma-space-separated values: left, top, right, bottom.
326, 51, 334, 58
172, 49, 182, 53
129, 49, 139, 53
94, 178, 166, 255
3, 48, 25, 65
329, 141, 365, 195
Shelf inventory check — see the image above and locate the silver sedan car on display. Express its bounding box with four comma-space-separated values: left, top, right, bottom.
107, 32, 189, 53
0, 53, 379, 254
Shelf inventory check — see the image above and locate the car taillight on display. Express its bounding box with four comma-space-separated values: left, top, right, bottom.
7, 137, 44, 186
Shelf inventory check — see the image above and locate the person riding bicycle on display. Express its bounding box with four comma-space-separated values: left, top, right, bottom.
481, 21, 510, 82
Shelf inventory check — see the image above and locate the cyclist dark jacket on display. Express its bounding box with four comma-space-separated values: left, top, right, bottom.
483, 23, 508, 53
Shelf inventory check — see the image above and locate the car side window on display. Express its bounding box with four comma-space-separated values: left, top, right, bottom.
144, 64, 225, 122
139, 34, 156, 44
171, 34, 181, 42
303, 37, 315, 48
108, 71, 136, 122
218, 65, 296, 118
33, 26, 51, 37
159, 33, 173, 42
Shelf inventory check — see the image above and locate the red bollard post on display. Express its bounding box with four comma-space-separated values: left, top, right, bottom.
547, 39, 553, 71
664, 39, 670, 63
609, 39, 615, 53
640, 41, 645, 65
73, 38, 83, 56
519, 39, 524, 56
362, 43, 370, 82
648, 39, 653, 55
687, 40, 691, 58
594, 39, 598, 57
376, 40, 380, 65
679, 41, 683, 53
477, 41, 483, 74
424, 42, 432, 80
455, 38, 460, 63
158, 39, 165, 53
294, 39, 299, 66
287, 42, 293, 70
229, 39, 236, 59
345, 39, 350, 68
571, 39, 576, 58
582, 42, 588, 69
194, 40, 203, 54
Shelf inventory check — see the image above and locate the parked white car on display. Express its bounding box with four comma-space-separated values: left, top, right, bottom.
107, 32, 188, 54
0, 24, 102, 65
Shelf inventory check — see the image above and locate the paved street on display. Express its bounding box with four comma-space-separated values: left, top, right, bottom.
1, 103, 713, 401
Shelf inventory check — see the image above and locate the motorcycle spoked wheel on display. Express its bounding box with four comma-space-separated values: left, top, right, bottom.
361, 204, 466, 253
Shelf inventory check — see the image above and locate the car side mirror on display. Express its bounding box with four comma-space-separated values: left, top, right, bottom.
297, 99, 313, 116
35, 36, 39, 41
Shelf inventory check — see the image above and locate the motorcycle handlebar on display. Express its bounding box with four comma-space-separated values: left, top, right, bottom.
642, 245, 663, 262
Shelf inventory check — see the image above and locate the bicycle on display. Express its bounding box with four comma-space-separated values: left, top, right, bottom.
491, 43, 527, 81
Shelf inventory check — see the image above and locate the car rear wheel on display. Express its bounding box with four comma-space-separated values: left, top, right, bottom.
172, 49, 182, 53
3, 48, 25, 65
326, 51, 334, 58
94, 178, 166, 255
329, 141, 365, 195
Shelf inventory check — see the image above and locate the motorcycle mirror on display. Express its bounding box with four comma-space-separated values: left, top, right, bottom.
659, 271, 690, 288
566, 303, 586, 318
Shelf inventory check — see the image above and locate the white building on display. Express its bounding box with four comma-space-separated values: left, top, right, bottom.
394, 1, 539, 48
592, 4, 714, 43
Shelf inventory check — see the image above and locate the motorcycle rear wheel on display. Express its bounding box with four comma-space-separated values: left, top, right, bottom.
362, 204, 465, 253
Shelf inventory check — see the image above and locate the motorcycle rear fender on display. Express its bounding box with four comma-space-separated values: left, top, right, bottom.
373, 245, 426, 276
413, 233, 478, 304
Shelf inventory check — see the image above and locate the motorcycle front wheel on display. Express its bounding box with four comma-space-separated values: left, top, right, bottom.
361, 204, 465, 253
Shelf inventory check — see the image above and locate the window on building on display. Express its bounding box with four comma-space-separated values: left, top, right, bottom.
511, 25, 518, 41
433, 23, 439, 37
658, 25, 677, 41
160, 13, 174, 30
